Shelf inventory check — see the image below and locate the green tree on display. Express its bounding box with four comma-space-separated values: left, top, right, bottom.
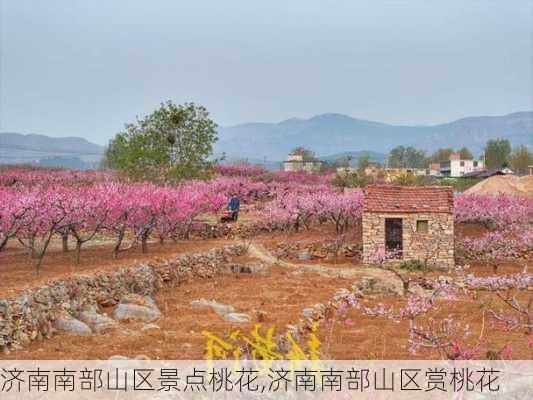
484, 139, 511, 169
388, 146, 427, 168
331, 155, 352, 169
104, 101, 218, 181
429, 148, 454, 163
458, 147, 473, 160
429, 147, 473, 163
291, 146, 316, 161
509, 145, 532, 174
357, 154, 370, 173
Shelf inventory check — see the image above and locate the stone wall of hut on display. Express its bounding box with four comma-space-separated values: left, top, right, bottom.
362, 212, 454, 268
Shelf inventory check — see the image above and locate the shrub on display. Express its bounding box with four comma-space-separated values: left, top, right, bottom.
399, 259, 430, 272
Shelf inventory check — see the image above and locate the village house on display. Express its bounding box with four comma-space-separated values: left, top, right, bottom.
429, 163, 441, 176
383, 167, 429, 180
336, 161, 382, 176
362, 185, 455, 268
435, 152, 485, 177
283, 151, 323, 173
337, 164, 431, 183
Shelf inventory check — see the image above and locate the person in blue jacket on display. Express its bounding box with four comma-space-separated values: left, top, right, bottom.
227, 194, 241, 221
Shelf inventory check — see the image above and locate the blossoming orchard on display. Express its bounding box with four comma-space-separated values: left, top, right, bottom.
0, 164, 531, 361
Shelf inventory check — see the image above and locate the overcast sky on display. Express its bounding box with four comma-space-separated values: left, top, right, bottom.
1, 0, 532, 145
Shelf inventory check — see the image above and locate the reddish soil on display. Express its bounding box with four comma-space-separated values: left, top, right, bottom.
319, 292, 533, 360
4, 263, 353, 360
1, 220, 531, 360
0, 225, 346, 298
0, 237, 231, 298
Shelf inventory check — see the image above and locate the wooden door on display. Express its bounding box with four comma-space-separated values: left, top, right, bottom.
385, 218, 403, 255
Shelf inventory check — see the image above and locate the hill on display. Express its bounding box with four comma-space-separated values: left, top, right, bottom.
0, 132, 104, 169
2, 111, 530, 169
215, 111, 532, 161
320, 151, 386, 165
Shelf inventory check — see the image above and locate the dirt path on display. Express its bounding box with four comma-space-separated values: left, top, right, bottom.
248, 242, 401, 282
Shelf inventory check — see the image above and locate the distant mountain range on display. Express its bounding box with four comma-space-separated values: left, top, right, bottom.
1, 111, 530, 169
320, 151, 386, 164
0, 132, 104, 169
216, 111, 532, 161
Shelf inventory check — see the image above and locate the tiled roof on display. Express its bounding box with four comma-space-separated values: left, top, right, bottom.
364, 185, 454, 214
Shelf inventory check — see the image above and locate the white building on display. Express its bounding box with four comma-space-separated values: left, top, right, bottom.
283, 153, 323, 173
437, 153, 484, 177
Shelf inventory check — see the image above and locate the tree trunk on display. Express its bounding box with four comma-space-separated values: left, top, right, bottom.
0, 236, 8, 252
75, 240, 82, 264
29, 236, 37, 258
62, 231, 69, 252
141, 234, 148, 253
34, 254, 44, 276
113, 231, 125, 259
34, 232, 53, 276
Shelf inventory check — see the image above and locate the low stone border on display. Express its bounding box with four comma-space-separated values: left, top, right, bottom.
0, 244, 246, 353
271, 240, 361, 261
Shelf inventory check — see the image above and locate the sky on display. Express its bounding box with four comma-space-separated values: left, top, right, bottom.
1, 0, 532, 145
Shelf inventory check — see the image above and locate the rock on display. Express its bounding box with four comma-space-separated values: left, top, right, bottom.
109, 355, 129, 360
112, 294, 161, 322
191, 299, 235, 316
54, 316, 92, 336
224, 313, 251, 323
302, 303, 327, 321
78, 311, 117, 334
119, 329, 138, 337
333, 288, 351, 301
141, 323, 161, 332
120, 294, 158, 309
302, 308, 315, 319
228, 263, 268, 274
298, 250, 312, 261
113, 303, 161, 322
191, 299, 250, 322
353, 276, 403, 296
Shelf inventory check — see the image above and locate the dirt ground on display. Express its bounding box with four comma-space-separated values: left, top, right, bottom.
1, 221, 531, 360
0, 223, 361, 297
319, 291, 533, 360
0, 236, 232, 298
4, 262, 353, 360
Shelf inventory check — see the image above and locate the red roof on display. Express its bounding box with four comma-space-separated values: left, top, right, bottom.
364, 185, 453, 214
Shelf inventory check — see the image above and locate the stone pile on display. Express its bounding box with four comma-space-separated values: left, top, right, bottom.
272, 241, 361, 261
0, 244, 246, 353
226, 263, 268, 274
190, 298, 251, 323
153, 245, 244, 283
112, 294, 161, 323
278, 287, 356, 354
193, 221, 277, 240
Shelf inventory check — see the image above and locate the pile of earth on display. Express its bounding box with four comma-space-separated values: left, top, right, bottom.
464, 175, 533, 197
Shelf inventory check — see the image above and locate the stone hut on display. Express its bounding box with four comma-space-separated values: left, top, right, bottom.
362, 185, 454, 268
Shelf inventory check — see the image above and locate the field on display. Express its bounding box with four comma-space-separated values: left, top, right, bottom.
0, 165, 532, 361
